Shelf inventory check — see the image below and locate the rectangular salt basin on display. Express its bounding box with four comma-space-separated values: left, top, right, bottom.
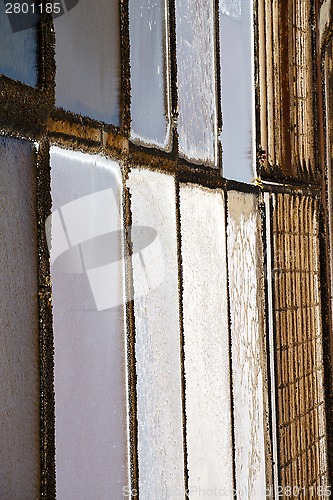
127, 169, 185, 500
54, 0, 121, 124
175, 0, 218, 166
130, 0, 171, 148
227, 191, 267, 499
179, 183, 234, 498
50, 147, 129, 499
0, 137, 40, 496
0, 1, 38, 86
220, 0, 256, 182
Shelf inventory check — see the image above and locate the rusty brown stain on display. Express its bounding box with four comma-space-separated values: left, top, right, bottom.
279, 0, 293, 177
102, 131, 129, 154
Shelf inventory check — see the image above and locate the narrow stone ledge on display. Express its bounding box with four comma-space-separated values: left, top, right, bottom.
47, 118, 101, 143
102, 131, 129, 155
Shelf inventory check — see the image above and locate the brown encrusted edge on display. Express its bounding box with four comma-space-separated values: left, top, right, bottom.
122, 161, 139, 500
266, 192, 283, 489
318, 202, 333, 491
279, 0, 293, 178
224, 189, 237, 495
36, 138, 56, 499
174, 179, 189, 497
311, 0, 322, 183
120, 0, 131, 136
